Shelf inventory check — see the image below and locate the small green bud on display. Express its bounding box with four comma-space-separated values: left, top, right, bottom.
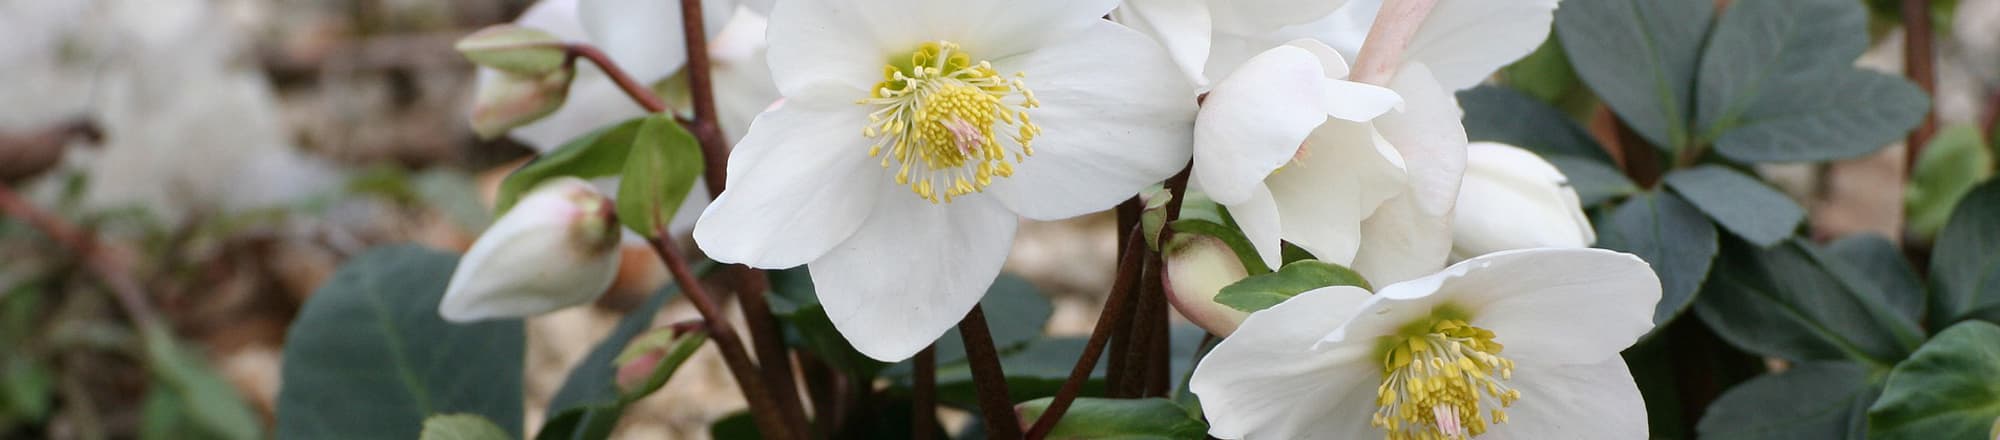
456, 24, 569, 76
614, 323, 708, 399
469, 67, 574, 140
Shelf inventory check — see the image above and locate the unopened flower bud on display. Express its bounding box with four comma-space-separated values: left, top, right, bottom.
1163, 233, 1252, 336
439, 177, 620, 322
613, 323, 708, 397
1450, 142, 1595, 260
456, 24, 570, 76
470, 66, 575, 140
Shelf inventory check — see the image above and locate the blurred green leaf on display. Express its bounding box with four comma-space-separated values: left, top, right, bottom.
616, 116, 703, 238
1907, 125, 1994, 238
1869, 321, 2000, 439
456, 25, 567, 76
1694, 238, 1925, 366
141, 325, 259, 440
1545, 156, 1638, 206
1928, 180, 2000, 328
538, 286, 677, 440
1823, 234, 1926, 324
1555, 0, 1713, 151
1664, 165, 1804, 246
1498, 35, 1589, 114
611, 326, 707, 402
277, 245, 525, 439
1014, 397, 1206, 440
1697, 362, 1878, 440
0, 356, 51, 423
1458, 85, 1613, 163
1595, 192, 1719, 326
1694, 0, 1928, 162
495, 118, 646, 213
421, 414, 514, 440
1169, 218, 1269, 276
1212, 260, 1368, 313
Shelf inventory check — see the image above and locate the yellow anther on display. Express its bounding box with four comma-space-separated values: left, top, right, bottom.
1372, 319, 1519, 440
859, 41, 1039, 203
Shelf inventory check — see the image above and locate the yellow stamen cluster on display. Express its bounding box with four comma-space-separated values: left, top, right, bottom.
1372, 318, 1520, 440
859, 41, 1041, 203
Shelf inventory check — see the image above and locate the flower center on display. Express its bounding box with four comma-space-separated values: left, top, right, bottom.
859, 41, 1041, 203
1372, 318, 1520, 440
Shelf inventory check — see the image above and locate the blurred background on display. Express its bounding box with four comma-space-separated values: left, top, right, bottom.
0, 0, 1995, 438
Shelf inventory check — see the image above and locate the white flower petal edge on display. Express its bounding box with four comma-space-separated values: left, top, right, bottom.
764, 0, 1117, 99
1452, 141, 1595, 260
577, 0, 734, 81
1483, 357, 1649, 439
809, 188, 1019, 361
1192, 40, 1398, 206
1189, 286, 1380, 440
693, 101, 881, 269
984, 20, 1199, 221
440, 177, 621, 322
1351, 62, 1467, 284
1112, 0, 1213, 86
1395, 0, 1561, 91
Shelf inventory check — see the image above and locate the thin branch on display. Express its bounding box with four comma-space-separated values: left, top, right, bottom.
566, 44, 667, 114
958, 305, 1024, 439
1349, 0, 1440, 86
912, 345, 937, 440
644, 235, 792, 440
678, 0, 731, 194
1902, 0, 1938, 169
731, 266, 811, 435
0, 185, 159, 328
1025, 227, 1147, 439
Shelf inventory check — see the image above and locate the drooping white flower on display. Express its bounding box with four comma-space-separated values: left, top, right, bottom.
1452, 142, 1594, 260
694, 0, 1197, 361
1190, 248, 1659, 439
440, 177, 622, 322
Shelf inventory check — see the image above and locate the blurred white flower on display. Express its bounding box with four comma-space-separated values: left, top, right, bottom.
694, 0, 1196, 361
1191, 248, 1659, 439
1452, 142, 1594, 260
440, 177, 621, 322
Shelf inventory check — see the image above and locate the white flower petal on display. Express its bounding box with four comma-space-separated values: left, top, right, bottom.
809, 194, 1018, 361
1452, 142, 1595, 259
517, 0, 589, 40
1208, 0, 1350, 36
949, 0, 1121, 60
1403, 0, 1560, 91
1192, 43, 1397, 206
441, 178, 620, 322
577, 0, 734, 81
1268, 119, 1407, 265
984, 20, 1198, 221
1224, 183, 1285, 271
1450, 248, 1661, 365
764, 0, 913, 98
1191, 286, 1380, 440
710, 12, 779, 146
1485, 357, 1649, 440
1111, 0, 1213, 86
1353, 63, 1465, 285
693, 102, 880, 269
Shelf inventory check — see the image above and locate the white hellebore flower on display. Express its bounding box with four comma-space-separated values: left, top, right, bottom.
1451, 142, 1594, 260
1190, 248, 1660, 439
694, 0, 1197, 361
440, 177, 622, 322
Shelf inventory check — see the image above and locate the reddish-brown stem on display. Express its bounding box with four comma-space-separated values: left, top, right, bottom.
958, 305, 1023, 439
567, 44, 667, 114
1025, 228, 1147, 439
1116, 257, 1165, 398
645, 236, 792, 440
730, 266, 810, 436
1902, 0, 1938, 169
912, 345, 937, 440
0, 185, 158, 328
679, 0, 731, 194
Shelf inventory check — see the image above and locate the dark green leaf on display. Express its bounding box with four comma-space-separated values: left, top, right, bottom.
931, 337, 1101, 406
1664, 165, 1804, 246
422, 414, 514, 440
278, 245, 525, 439
1929, 180, 2000, 328
1458, 85, 1612, 163
538, 286, 676, 440
1546, 156, 1639, 206
1823, 234, 1925, 323
1695, 0, 1929, 162
1595, 192, 1719, 326
1907, 125, 1994, 238
1869, 321, 2000, 440
767, 268, 888, 378
1497, 35, 1591, 114
1014, 397, 1206, 440
922, 274, 1054, 367
616, 115, 703, 238
142, 325, 260, 440
1694, 238, 1924, 366
495, 118, 646, 213
1697, 362, 1877, 440
1212, 260, 1369, 313
1555, 0, 1713, 151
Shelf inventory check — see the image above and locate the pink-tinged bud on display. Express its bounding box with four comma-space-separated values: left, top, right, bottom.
1163, 233, 1252, 336
613, 323, 708, 397
438, 177, 620, 322
1450, 142, 1595, 260
469, 66, 575, 140
456, 24, 569, 76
